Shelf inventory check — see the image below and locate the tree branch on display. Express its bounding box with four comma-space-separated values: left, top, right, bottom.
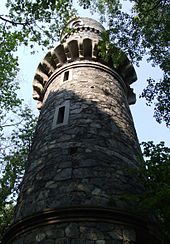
35, 23, 56, 42
147, 0, 164, 12
1, 119, 24, 128
0, 15, 28, 26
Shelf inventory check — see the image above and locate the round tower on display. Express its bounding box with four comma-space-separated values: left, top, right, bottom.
2, 17, 160, 244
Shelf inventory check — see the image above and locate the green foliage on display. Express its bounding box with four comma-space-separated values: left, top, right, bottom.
0, 106, 37, 238
0, 25, 21, 117
141, 75, 170, 127
0, 106, 37, 203
118, 141, 170, 240
131, 0, 170, 127
0, 204, 14, 239
99, 0, 169, 127
0, 0, 76, 121
132, 0, 169, 70
140, 141, 170, 240
5, 0, 75, 46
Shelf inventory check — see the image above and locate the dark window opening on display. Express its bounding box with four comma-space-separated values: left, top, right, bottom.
63, 71, 69, 81
70, 147, 78, 155
57, 106, 65, 124
72, 21, 82, 27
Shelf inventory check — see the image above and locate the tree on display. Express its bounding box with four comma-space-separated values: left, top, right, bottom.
140, 142, 170, 240
97, 0, 169, 126
0, 0, 75, 121
0, 204, 14, 240
0, 105, 37, 239
133, 0, 170, 127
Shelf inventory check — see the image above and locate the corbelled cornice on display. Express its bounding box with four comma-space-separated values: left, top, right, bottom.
33, 17, 137, 109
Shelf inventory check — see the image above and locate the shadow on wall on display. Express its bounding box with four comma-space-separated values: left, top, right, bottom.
15, 87, 144, 222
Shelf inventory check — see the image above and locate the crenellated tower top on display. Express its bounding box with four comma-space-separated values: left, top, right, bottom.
33, 17, 137, 109
60, 17, 105, 41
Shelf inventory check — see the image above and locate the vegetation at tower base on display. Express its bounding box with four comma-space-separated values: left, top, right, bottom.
139, 141, 170, 240
0, 106, 37, 240
127, 141, 170, 242
104, 140, 170, 242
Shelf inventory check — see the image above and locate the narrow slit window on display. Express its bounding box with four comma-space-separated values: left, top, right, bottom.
57, 106, 65, 124
63, 71, 69, 81
52, 101, 70, 129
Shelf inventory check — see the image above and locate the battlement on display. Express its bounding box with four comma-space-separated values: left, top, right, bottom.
61, 17, 105, 41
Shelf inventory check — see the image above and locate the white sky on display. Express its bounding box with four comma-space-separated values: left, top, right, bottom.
1, 0, 170, 146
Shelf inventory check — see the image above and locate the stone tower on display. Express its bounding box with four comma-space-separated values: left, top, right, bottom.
2, 17, 160, 243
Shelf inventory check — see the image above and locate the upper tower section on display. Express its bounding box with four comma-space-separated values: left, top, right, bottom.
61, 17, 105, 42
33, 17, 137, 109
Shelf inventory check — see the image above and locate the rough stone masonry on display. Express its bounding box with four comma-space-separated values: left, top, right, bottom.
2, 17, 160, 244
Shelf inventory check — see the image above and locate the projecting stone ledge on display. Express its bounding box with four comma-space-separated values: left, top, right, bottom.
32, 17, 137, 109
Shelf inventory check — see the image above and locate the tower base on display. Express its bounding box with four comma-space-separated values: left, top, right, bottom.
2, 207, 160, 244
